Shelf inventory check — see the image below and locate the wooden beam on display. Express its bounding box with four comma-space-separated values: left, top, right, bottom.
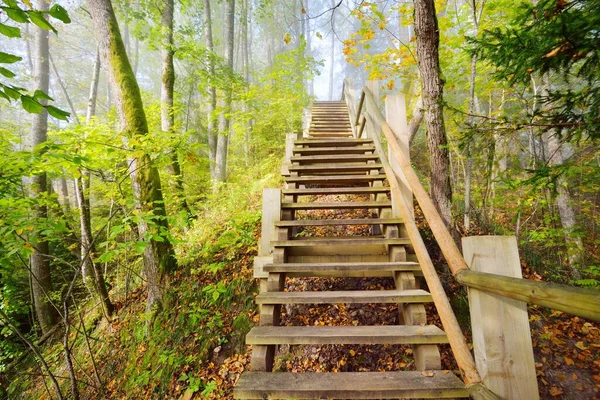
456, 269, 600, 322
462, 236, 539, 399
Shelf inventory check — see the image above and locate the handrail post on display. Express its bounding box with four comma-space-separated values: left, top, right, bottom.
462, 236, 539, 399
281, 133, 296, 176
385, 93, 414, 220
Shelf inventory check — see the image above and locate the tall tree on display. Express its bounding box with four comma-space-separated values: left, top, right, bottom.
74, 47, 114, 318
328, 0, 335, 101
30, 0, 59, 334
414, 0, 453, 230
88, 0, 177, 311
203, 0, 218, 179
160, 0, 190, 215
215, 0, 235, 182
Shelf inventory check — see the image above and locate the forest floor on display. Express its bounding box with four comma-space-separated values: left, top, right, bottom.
7, 195, 599, 399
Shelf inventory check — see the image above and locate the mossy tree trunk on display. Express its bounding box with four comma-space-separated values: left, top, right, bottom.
89, 0, 177, 311
30, 0, 59, 335
160, 0, 190, 216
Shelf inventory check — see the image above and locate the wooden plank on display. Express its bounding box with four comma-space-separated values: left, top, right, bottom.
275, 218, 402, 227
272, 238, 410, 247
246, 325, 448, 345
234, 371, 468, 399
295, 138, 371, 145
462, 236, 539, 400
282, 186, 390, 195
264, 261, 420, 273
258, 189, 281, 257
288, 164, 382, 173
255, 289, 432, 304
385, 93, 414, 220
292, 146, 376, 155
291, 154, 379, 162
281, 201, 391, 209
285, 175, 386, 184
253, 256, 272, 279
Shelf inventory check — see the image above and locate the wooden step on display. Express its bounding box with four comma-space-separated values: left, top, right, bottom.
234, 371, 468, 399
288, 164, 383, 173
307, 133, 353, 138
255, 289, 432, 305
285, 175, 387, 184
309, 127, 352, 131
295, 139, 371, 147
292, 146, 376, 155
291, 154, 380, 163
245, 325, 448, 345
282, 186, 390, 195
275, 218, 402, 227
272, 238, 410, 247
263, 261, 420, 274
281, 201, 391, 209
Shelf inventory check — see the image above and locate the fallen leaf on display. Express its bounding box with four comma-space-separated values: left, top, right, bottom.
564, 357, 574, 366
549, 386, 563, 396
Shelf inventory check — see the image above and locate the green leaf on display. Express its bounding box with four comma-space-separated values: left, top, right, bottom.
46, 105, 70, 121
28, 11, 55, 33
48, 4, 70, 24
2, 0, 18, 8
0, 89, 11, 101
3, 85, 21, 99
0, 51, 21, 64
0, 67, 15, 78
0, 23, 21, 38
3, 7, 29, 23
33, 89, 53, 102
20, 95, 44, 114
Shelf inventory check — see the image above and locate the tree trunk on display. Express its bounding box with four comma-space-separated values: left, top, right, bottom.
543, 124, 584, 279
161, 0, 190, 215
203, 0, 218, 179
89, 0, 177, 311
215, 0, 235, 183
304, 0, 314, 96
407, 95, 423, 145
87, 48, 101, 124
414, 0, 453, 230
30, 0, 59, 334
328, 0, 335, 101
242, 0, 251, 161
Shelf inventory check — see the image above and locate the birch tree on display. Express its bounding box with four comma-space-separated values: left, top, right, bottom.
30, 0, 59, 334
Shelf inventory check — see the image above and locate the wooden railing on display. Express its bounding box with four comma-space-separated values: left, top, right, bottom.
343, 80, 600, 398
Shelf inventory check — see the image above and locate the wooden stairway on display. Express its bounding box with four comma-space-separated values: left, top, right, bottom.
234, 101, 468, 399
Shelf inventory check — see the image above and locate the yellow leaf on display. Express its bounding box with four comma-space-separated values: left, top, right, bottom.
15, 228, 23, 235
349, 349, 356, 356
575, 341, 589, 350
283, 33, 291, 45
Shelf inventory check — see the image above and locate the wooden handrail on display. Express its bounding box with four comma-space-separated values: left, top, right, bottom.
355, 90, 365, 127
456, 270, 600, 321
362, 89, 492, 396
342, 79, 358, 138
360, 86, 600, 323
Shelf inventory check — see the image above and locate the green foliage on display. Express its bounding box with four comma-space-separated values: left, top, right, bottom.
0, 0, 71, 118
476, 0, 600, 140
